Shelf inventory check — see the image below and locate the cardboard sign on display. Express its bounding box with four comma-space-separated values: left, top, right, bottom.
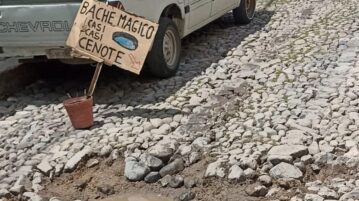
67, 0, 159, 74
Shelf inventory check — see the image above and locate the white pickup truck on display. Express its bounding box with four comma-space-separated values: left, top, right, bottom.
0, 0, 256, 77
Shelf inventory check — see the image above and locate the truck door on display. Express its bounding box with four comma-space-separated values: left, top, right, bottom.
211, 0, 237, 15
187, 0, 212, 28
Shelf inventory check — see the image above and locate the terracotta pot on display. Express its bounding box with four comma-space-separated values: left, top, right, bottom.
63, 96, 94, 129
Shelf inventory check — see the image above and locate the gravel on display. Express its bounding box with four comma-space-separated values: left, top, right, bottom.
1, 0, 359, 199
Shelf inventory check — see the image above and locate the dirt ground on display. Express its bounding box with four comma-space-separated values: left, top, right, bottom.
36, 155, 357, 201
39, 158, 269, 201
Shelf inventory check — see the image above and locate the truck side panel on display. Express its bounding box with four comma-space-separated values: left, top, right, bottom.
0, 3, 79, 47
0, 0, 185, 57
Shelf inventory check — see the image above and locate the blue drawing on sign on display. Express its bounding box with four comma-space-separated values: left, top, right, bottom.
112, 32, 138, 51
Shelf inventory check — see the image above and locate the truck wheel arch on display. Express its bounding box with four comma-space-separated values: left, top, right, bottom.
159, 4, 185, 37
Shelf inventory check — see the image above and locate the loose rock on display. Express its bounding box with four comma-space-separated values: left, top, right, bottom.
159, 159, 185, 177
245, 184, 268, 197
64, 147, 92, 171
178, 191, 195, 201
144, 172, 161, 183
228, 165, 245, 182
124, 160, 150, 181
169, 175, 184, 188
269, 162, 303, 179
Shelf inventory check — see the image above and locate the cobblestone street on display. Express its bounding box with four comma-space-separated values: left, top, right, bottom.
1, 0, 359, 200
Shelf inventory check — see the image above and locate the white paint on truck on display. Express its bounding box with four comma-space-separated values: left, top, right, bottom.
0, 0, 243, 58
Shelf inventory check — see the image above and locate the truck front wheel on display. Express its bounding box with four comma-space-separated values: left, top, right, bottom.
233, 0, 256, 24
146, 18, 181, 78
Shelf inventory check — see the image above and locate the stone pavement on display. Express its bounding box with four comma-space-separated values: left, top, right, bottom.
1, 0, 359, 200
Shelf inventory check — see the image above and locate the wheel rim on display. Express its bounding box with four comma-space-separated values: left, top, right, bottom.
163, 29, 177, 68
245, 0, 255, 19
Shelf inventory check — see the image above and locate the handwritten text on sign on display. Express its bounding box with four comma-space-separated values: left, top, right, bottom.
66, 0, 159, 74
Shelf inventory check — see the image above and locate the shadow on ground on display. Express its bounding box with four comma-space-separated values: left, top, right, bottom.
0, 10, 274, 118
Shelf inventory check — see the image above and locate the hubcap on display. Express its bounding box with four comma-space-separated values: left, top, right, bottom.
163, 29, 177, 67
245, 0, 255, 19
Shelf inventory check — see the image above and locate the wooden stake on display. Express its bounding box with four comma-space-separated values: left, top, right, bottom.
87, 62, 103, 97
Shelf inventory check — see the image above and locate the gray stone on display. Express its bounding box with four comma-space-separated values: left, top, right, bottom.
64, 147, 92, 171
244, 168, 256, 179
36, 159, 53, 175
310, 164, 321, 172
228, 165, 245, 182
144, 172, 161, 183
169, 175, 184, 188
340, 188, 359, 200
124, 160, 150, 181
238, 69, 256, 79
294, 161, 305, 172
54, 164, 64, 176
140, 154, 164, 171
188, 152, 201, 165
111, 149, 120, 160
268, 145, 308, 159
301, 155, 313, 165
304, 194, 324, 201
99, 145, 112, 156
317, 187, 339, 199
13, 166, 32, 177
179, 145, 192, 156
346, 158, 359, 168
179, 191, 196, 201
191, 137, 210, 149
159, 159, 184, 177
86, 159, 99, 168
269, 162, 303, 179
318, 141, 334, 153
308, 141, 320, 155
150, 118, 163, 128
148, 144, 174, 163
0, 188, 10, 198
240, 157, 257, 169
205, 161, 222, 178
9, 184, 24, 195
313, 152, 335, 166
245, 184, 268, 197
281, 130, 310, 145
258, 175, 272, 187
266, 186, 281, 197
268, 155, 293, 166
264, 127, 277, 136
160, 175, 172, 187
216, 166, 226, 178
344, 146, 359, 158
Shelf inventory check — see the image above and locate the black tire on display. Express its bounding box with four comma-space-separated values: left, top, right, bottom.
233, 0, 256, 24
146, 18, 181, 78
